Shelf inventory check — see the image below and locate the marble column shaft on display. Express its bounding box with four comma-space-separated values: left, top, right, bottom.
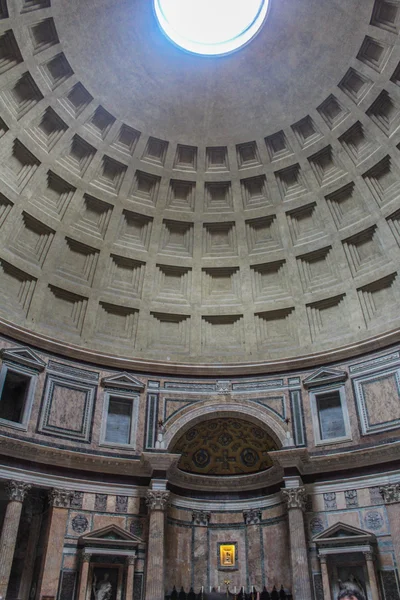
144, 490, 170, 600
18, 506, 43, 600
281, 487, 312, 600
126, 556, 136, 600
319, 557, 332, 600
365, 553, 380, 600
381, 485, 400, 573
0, 481, 31, 598
77, 553, 91, 600
37, 489, 71, 600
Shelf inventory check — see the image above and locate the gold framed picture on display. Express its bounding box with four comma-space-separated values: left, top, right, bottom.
218, 542, 238, 570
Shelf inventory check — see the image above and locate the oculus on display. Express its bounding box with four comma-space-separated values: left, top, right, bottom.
153, 0, 270, 56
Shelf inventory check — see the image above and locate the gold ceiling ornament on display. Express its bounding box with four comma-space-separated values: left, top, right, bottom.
172, 417, 277, 476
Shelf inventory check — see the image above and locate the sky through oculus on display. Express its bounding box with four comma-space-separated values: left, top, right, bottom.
153, 0, 270, 56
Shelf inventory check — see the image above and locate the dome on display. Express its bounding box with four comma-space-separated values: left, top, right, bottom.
0, 0, 399, 373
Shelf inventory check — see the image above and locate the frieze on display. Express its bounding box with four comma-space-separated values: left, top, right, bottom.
281, 487, 307, 511
116, 495, 128, 513
243, 508, 261, 525
216, 381, 231, 394
164, 382, 215, 391
146, 490, 170, 511
6, 480, 31, 502
71, 491, 84, 509
95, 494, 108, 511
345, 490, 358, 508
50, 488, 71, 508
47, 360, 99, 382
380, 484, 400, 504
192, 510, 211, 526
323, 493, 337, 510
71, 514, 89, 534
349, 352, 400, 375
232, 379, 284, 391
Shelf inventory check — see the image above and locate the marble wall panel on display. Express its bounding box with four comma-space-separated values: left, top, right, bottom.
208, 527, 246, 591
165, 522, 192, 591
262, 521, 290, 590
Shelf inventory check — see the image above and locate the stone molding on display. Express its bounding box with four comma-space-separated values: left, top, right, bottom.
281, 486, 307, 511
6, 480, 31, 502
192, 510, 211, 526
49, 488, 71, 508
243, 508, 262, 525
380, 484, 400, 504
145, 490, 170, 511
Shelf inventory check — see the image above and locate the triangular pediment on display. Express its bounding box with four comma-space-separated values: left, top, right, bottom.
79, 524, 144, 546
101, 372, 145, 391
303, 367, 347, 389
313, 521, 375, 545
0, 347, 46, 372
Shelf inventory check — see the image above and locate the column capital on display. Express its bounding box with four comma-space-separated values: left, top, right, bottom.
49, 488, 71, 508
380, 483, 400, 504
6, 480, 31, 503
243, 508, 261, 525
126, 555, 136, 565
319, 555, 327, 565
145, 489, 170, 511
81, 551, 92, 563
364, 551, 374, 561
192, 510, 211, 526
281, 486, 307, 511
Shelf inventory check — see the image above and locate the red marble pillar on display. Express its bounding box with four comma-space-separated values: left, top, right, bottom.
126, 555, 136, 600
0, 480, 31, 598
77, 552, 92, 600
281, 487, 312, 600
144, 490, 170, 600
381, 484, 400, 573
37, 488, 71, 600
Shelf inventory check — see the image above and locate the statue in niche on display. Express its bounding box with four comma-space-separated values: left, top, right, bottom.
92, 572, 113, 600
338, 574, 366, 599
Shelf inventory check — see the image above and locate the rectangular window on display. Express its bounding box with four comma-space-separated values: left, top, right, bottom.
105, 397, 132, 444
0, 369, 31, 424
316, 390, 346, 440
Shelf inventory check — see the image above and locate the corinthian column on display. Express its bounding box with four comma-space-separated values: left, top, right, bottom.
319, 556, 332, 600
281, 487, 312, 600
364, 552, 380, 600
77, 552, 92, 600
144, 489, 170, 600
0, 480, 31, 597
37, 488, 71, 600
381, 484, 400, 572
126, 555, 136, 600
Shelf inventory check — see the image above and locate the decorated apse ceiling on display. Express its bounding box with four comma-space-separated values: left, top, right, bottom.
172, 418, 278, 476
